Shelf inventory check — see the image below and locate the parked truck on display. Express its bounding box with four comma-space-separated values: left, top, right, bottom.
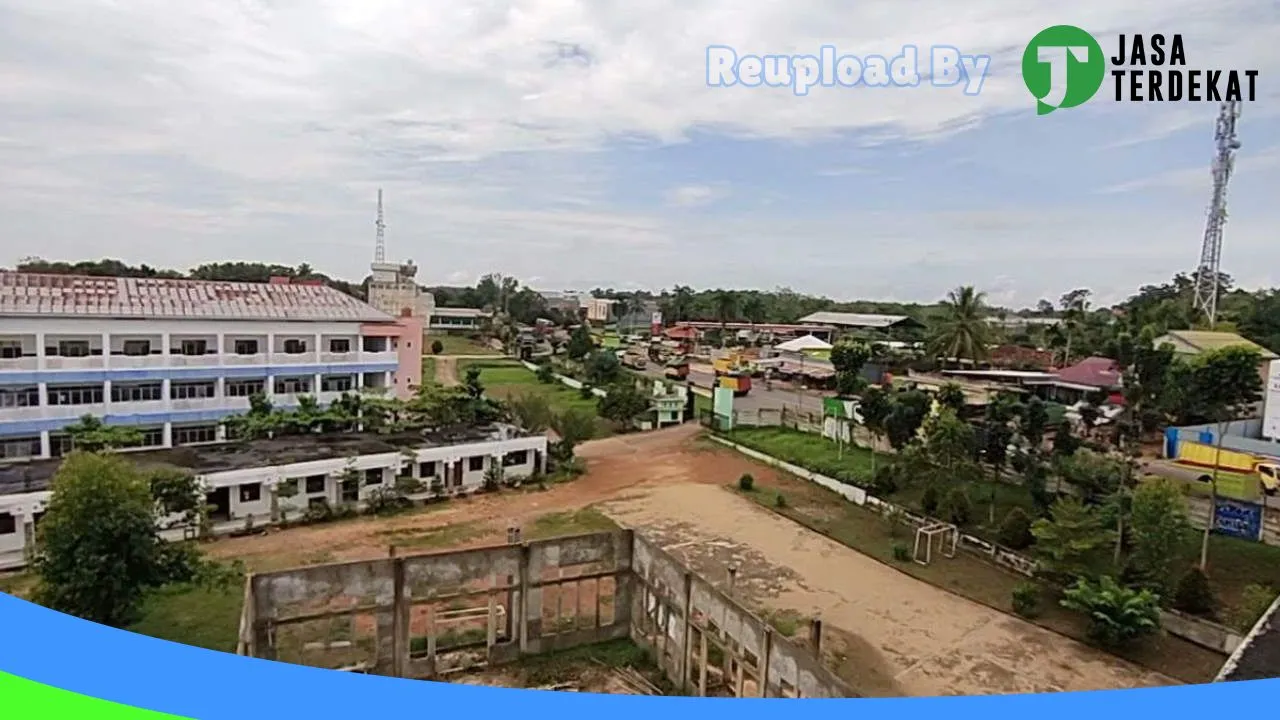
664, 358, 690, 380
1173, 440, 1280, 495
622, 350, 648, 370
714, 372, 752, 397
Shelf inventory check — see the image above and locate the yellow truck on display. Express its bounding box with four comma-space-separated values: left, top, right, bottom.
1174, 441, 1280, 496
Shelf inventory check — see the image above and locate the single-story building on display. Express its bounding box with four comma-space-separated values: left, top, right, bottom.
795, 312, 925, 342
428, 307, 490, 333
1154, 330, 1278, 388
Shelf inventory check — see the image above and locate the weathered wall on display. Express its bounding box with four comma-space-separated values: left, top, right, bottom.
241, 529, 853, 697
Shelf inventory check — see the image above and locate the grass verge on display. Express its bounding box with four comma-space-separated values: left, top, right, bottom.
426, 335, 499, 356
461, 358, 614, 439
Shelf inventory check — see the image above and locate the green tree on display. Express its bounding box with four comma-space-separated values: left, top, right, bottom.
508, 392, 555, 433
1019, 397, 1049, 450
711, 290, 740, 347
566, 325, 594, 361
928, 286, 991, 363
830, 341, 871, 397
584, 350, 622, 386
884, 389, 931, 450
597, 382, 651, 426
1129, 480, 1191, 594
62, 415, 143, 452
935, 383, 966, 414
1060, 575, 1161, 647
1054, 448, 1127, 504
33, 453, 211, 627
431, 339, 444, 355
1182, 346, 1264, 570
921, 408, 976, 477
1031, 497, 1114, 583
859, 386, 892, 472
549, 408, 597, 462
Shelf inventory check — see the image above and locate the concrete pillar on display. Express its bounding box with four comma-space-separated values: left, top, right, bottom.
313, 373, 322, 395
161, 378, 171, 403
759, 627, 773, 698
34, 332, 46, 370
162, 423, 173, 448
726, 564, 738, 595
37, 382, 48, 406
809, 616, 823, 657
681, 572, 694, 693
101, 332, 111, 368
38, 431, 51, 460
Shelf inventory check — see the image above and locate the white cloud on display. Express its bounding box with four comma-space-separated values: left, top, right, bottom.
1, 0, 1279, 306
665, 184, 726, 207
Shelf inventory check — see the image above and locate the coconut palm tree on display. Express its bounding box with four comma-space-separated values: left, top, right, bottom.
928, 285, 991, 364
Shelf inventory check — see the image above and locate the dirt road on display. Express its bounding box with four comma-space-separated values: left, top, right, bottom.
434, 356, 461, 386
205, 424, 1176, 696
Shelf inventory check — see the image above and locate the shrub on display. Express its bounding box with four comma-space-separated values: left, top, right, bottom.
579, 383, 595, 400
430, 339, 444, 355
1012, 582, 1040, 618
941, 487, 972, 526
869, 464, 898, 495
892, 542, 911, 562
1232, 584, 1278, 631
998, 508, 1034, 550
1060, 575, 1161, 648
1172, 567, 1216, 616
536, 364, 555, 384
303, 500, 334, 523
774, 493, 788, 508
920, 485, 940, 515
738, 473, 755, 492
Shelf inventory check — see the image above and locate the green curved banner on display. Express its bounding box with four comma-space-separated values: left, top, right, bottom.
0, 671, 189, 719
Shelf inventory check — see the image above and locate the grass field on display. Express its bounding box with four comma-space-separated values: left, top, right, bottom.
460, 359, 614, 439
422, 356, 436, 382
426, 334, 499, 356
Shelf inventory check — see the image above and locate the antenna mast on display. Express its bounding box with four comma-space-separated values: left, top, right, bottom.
374, 188, 386, 264
1191, 101, 1241, 327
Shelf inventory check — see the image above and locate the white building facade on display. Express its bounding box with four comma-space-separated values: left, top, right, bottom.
0, 272, 423, 461
0, 428, 548, 570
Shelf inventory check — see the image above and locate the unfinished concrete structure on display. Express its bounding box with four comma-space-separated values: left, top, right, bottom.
237, 529, 855, 698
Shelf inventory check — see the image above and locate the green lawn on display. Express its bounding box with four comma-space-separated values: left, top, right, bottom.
426, 334, 499, 356
421, 356, 436, 382
459, 359, 614, 439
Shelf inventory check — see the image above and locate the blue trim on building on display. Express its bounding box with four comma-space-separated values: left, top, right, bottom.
0, 402, 308, 437
0, 363, 397, 386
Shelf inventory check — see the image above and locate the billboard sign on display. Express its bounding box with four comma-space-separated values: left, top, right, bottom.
1264, 359, 1280, 440
1213, 497, 1264, 541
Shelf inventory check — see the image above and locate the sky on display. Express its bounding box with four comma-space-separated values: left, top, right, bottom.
1, 1, 1278, 309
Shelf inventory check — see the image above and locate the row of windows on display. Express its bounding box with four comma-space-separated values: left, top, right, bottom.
0, 377, 362, 408
0, 338, 392, 359
0, 424, 218, 460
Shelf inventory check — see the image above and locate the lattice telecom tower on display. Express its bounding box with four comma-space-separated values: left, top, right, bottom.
374, 188, 387, 264
1192, 101, 1242, 327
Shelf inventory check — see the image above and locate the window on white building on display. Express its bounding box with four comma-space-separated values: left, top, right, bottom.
112, 383, 163, 403
233, 339, 260, 355
0, 513, 15, 535
364, 468, 383, 486
468, 456, 484, 472
226, 379, 266, 397
274, 377, 311, 394
55, 340, 91, 357
0, 437, 40, 460
419, 461, 436, 478
121, 340, 152, 356
173, 425, 217, 445
178, 339, 208, 356
239, 483, 262, 503
171, 381, 216, 400
0, 386, 39, 408
0, 341, 23, 359
321, 375, 354, 392
328, 338, 351, 354
305, 476, 326, 494
47, 385, 104, 406
283, 339, 308, 354
503, 450, 529, 467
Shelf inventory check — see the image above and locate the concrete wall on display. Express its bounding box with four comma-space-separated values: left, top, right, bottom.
1168, 419, 1280, 459
239, 529, 855, 697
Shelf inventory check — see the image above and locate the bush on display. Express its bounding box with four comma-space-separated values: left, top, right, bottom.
1012, 582, 1040, 618
1232, 584, 1278, 631
869, 464, 898, 495
941, 487, 972, 526
1060, 575, 1161, 648
536, 364, 555, 384
892, 542, 911, 562
774, 493, 788, 508
920, 485, 940, 515
998, 508, 1034, 550
430, 339, 444, 355
579, 383, 595, 400
738, 473, 755, 492
1172, 567, 1216, 616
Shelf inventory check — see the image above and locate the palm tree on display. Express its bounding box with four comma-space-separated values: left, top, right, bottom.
928, 286, 990, 364
741, 293, 767, 336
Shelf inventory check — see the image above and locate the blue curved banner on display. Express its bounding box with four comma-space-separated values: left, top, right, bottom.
1, 591, 1279, 718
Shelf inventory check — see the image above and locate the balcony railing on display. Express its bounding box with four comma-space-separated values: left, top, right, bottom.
0, 403, 109, 422
359, 351, 398, 364
0, 357, 38, 372
0, 350, 402, 375
43, 356, 104, 370
268, 352, 318, 365
221, 353, 269, 366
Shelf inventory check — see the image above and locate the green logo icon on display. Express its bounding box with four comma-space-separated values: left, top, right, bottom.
1022, 25, 1106, 115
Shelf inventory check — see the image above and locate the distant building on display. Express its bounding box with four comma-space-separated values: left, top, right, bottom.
368, 259, 435, 319
583, 297, 617, 324
795, 312, 925, 341
0, 271, 423, 462
1154, 330, 1278, 388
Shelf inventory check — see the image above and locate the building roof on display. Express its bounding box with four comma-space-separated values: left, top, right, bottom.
0, 272, 393, 323
1157, 330, 1279, 360
0, 424, 535, 496
430, 307, 490, 318
775, 334, 833, 353
797, 311, 921, 329
1053, 356, 1122, 389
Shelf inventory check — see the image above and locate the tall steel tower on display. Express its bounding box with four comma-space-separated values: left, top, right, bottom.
1192, 101, 1242, 327
374, 188, 386, 264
